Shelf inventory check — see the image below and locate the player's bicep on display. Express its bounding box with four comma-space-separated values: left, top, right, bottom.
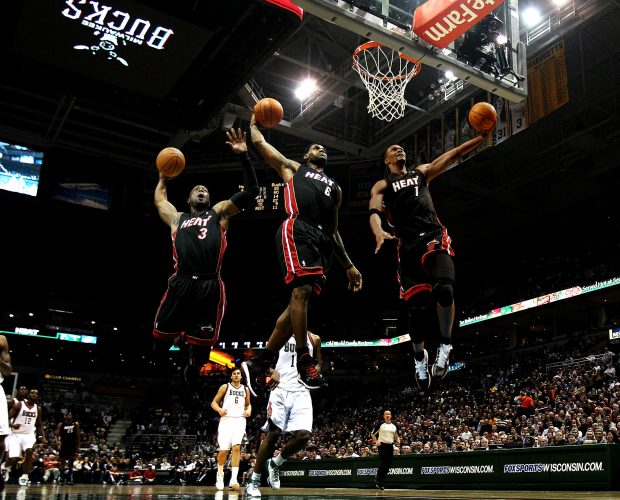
156, 201, 180, 228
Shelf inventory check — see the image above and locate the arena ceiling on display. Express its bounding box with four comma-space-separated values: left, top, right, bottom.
0, 1, 618, 235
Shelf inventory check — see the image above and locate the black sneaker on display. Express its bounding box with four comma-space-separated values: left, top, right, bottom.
297, 354, 327, 390
375, 482, 385, 490
241, 360, 264, 398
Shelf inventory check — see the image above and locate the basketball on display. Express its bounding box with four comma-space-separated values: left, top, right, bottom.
156, 147, 185, 178
468, 102, 498, 132
254, 98, 284, 128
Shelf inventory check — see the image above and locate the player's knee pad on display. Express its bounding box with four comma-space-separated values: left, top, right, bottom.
433, 281, 454, 307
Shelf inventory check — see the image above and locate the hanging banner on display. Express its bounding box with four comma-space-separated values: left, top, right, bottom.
413, 0, 505, 48
526, 40, 569, 124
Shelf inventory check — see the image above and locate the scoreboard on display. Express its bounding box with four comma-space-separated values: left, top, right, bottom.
241, 183, 285, 212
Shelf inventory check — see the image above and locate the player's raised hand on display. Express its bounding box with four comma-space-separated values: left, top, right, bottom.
225, 128, 248, 154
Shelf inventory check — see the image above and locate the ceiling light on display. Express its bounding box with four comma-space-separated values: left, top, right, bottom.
522, 7, 542, 27
294, 78, 318, 100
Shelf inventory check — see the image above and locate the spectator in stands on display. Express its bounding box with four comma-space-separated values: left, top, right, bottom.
28, 451, 44, 485
144, 464, 157, 484
42, 453, 61, 484
550, 431, 566, 446
108, 463, 124, 485
420, 442, 433, 454
515, 390, 535, 417
81, 455, 94, 483
566, 433, 578, 445
570, 420, 583, 440
535, 436, 548, 448
70, 454, 82, 483
583, 428, 597, 444
594, 428, 607, 444
129, 465, 143, 484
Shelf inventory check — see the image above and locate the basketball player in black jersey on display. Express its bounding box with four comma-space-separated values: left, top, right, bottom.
242, 114, 362, 393
153, 128, 258, 387
369, 132, 490, 390
55, 411, 80, 484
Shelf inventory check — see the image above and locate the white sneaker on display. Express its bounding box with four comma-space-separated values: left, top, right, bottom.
414, 349, 431, 390
19, 474, 29, 486
215, 473, 224, 490
245, 478, 261, 497
266, 458, 280, 489
432, 344, 452, 379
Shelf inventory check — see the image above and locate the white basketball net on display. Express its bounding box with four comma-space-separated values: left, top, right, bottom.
352, 42, 422, 122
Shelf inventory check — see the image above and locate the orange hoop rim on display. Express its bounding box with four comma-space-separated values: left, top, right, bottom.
352, 41, 422, 81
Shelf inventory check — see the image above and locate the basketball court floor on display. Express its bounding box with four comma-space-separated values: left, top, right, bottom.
2, 485, 620, 499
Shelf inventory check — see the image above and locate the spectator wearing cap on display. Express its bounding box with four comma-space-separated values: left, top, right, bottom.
129, 465, 143, 483
144, 464, 157, 484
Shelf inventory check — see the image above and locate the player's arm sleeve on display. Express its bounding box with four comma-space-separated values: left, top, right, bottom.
229, 153, 259, 210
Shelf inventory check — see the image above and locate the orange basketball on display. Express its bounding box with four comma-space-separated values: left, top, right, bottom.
156, 147, 185, 178
254, 98, 284, 128
468, 102, 497, 132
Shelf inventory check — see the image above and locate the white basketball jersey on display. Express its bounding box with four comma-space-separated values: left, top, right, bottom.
275, 334, 314, 391
221, 383, 247, 418
12, 401, 37, 434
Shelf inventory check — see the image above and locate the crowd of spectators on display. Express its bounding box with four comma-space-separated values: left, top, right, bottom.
119, 331, 619, 471
7, 326, 619, 487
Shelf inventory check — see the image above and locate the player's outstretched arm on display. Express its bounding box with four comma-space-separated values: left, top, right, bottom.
154, 175, 181, 230
213, 128, 259, 220
250, 114, 298, 182
418, 131, 491, 183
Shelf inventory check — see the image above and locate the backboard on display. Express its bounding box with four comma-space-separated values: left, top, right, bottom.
291, 0, 527, 104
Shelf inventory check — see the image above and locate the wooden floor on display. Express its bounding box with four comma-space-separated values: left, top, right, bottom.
2, 484, 620, 499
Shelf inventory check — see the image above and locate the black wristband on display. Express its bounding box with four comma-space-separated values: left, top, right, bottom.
369, 208, 382, 218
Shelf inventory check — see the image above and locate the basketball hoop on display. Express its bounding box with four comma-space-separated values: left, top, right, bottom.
352, 41, 422, 122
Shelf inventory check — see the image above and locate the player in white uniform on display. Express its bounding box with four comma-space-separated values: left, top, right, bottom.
0, 335, 13, 492
246, 331, 322, 497
5, 388, 46, 485
210, 367, 251, 491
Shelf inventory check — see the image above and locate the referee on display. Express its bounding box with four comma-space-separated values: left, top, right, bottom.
371, 410, 400, 490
